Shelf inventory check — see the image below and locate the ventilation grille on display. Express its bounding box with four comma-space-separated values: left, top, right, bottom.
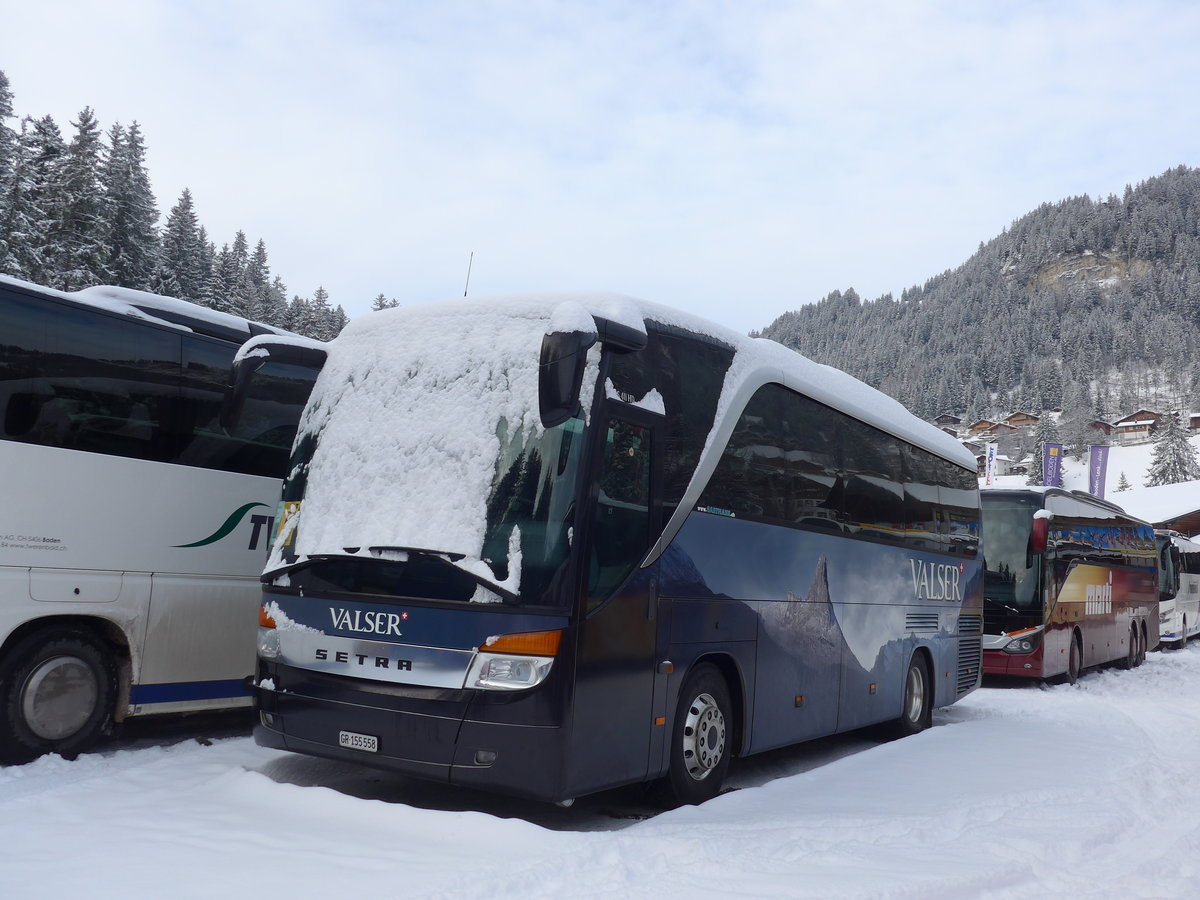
905, 613, 939, 633
957, 614, 983, 694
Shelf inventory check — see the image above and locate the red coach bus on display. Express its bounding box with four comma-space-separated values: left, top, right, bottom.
981, 488, 1159, 683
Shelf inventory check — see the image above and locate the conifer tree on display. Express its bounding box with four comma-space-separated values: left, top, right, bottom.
371, 293, 399, 310
308, 286, 333, 339
0, 70, 17, 258
244, 238, 270, 319
102, 121, 158, 288
1144, 412, 1200, 486
226, 230, 252, 315
54, 107, 110, 289
203, 242, 239, 314
1116, 472, 1131, 492
154, 188, 206, 301
1025, 414, 1062, 486
259, 274, 289, 326
6, 115, 66, 283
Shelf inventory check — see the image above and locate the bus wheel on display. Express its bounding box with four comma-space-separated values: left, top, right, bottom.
0, 629, 116, 765
1066, 633, 1083, 684
888, 653, 932, 738
1135, 626, 1147, 667
668, 664, 732, 806
1118, 626, 1137, 670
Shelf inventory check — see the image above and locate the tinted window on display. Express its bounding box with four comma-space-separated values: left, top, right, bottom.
841, 417, 904, 539
6, 296, 182, 461
938, 457, 981, 556
700, 384, 843, 531
0, 285, 312, 478
608, 328, 733, 513
589, 417, 651, 603
701, 382, 979, 554
177, 338, 314, 477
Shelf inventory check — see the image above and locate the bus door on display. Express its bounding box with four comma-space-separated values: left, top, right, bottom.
568, 408, 663, 795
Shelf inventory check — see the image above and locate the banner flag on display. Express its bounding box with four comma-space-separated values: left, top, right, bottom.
1088, 444, 1110, 498
1043, 442, 1063, 487
984, 443, 999, 486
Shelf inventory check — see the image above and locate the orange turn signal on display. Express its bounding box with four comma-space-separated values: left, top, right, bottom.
259, 605, 277, 628
482, 629, 562, 656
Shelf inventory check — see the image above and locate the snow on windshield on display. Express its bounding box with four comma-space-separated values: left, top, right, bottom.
281, 297, 560, 582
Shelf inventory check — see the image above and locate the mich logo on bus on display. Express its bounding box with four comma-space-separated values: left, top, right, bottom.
1086, 577, 1114, 615
908, 559, 964, 602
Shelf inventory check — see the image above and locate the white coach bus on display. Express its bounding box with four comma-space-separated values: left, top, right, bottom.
1156, 530, 1200, 648
0, 275, 318, 763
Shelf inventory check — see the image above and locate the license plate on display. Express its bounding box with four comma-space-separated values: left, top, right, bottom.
338, 730, 378, 753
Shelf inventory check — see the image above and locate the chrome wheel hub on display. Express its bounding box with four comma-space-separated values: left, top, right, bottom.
904, 664, 925, 723
20, 656, 98, 741
681, 691, 726, 781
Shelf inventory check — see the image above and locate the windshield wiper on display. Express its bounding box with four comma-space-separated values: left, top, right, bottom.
366, 546, 521, 604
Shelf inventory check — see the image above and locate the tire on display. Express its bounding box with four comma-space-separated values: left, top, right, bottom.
0, 629, 117, 765
1135, 625, 1147, 667
668, 663, 732, 806
1118, 625, 1137, 670
887, 653, 932, 738
1066, 632, 1083, 684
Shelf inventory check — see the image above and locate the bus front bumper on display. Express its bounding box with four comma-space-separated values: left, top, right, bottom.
982, 645, 1045, 678
254, 668, 567, 802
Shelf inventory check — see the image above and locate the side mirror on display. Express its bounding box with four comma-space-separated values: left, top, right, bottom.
539, 331, 596, 428
1030, 516, 1049, 553
222, 336, 327, 431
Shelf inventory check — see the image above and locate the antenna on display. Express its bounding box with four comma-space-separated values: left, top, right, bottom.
463, 251, 474, 297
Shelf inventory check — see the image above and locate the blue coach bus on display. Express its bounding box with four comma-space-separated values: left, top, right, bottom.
236, 294, 983, 805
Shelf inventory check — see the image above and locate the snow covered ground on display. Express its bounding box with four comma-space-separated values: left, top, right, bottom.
4, 647, 1200, 899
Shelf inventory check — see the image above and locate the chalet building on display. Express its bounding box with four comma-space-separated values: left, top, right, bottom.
984, 422, 1018, 438
1116, 481, 1200, 536
1113, 409, 1163, 444
966, 419, 997, 436
976, 452, 1017, 477
1004, 411, 1040, 429
1189, 413, 1200, 433
932, 413, 963, 427
1088, 420, 1113, 437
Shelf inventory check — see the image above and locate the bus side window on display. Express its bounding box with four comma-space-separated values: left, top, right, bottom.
589, 418, 651, 603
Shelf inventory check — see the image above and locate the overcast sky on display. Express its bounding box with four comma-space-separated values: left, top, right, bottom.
4, 0, 1199, 333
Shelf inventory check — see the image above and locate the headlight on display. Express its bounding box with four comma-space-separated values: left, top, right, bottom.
464, 629, 562, 692
1003, 631, 1041, 654
257, 626, 281, 660
466, 653, 554, 690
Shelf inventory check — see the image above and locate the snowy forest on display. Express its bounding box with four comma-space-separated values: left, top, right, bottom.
757, 165, 1200, 424
0, 70, 359, 340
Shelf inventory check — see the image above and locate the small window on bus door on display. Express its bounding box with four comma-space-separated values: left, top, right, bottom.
588, 417, 651, 604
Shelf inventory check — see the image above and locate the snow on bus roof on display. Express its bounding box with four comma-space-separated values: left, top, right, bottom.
0, 274, 289, 339
278, 291, 977, 589
342, 290, 974, 469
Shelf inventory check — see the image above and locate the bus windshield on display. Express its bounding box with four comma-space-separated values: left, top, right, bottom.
269, 302, 592, 607
981, 495, 1042, 618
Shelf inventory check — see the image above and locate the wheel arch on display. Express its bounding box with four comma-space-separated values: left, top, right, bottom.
681, 652, 747, 758
911, 643, 935, 705
1, 615, 134, 721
